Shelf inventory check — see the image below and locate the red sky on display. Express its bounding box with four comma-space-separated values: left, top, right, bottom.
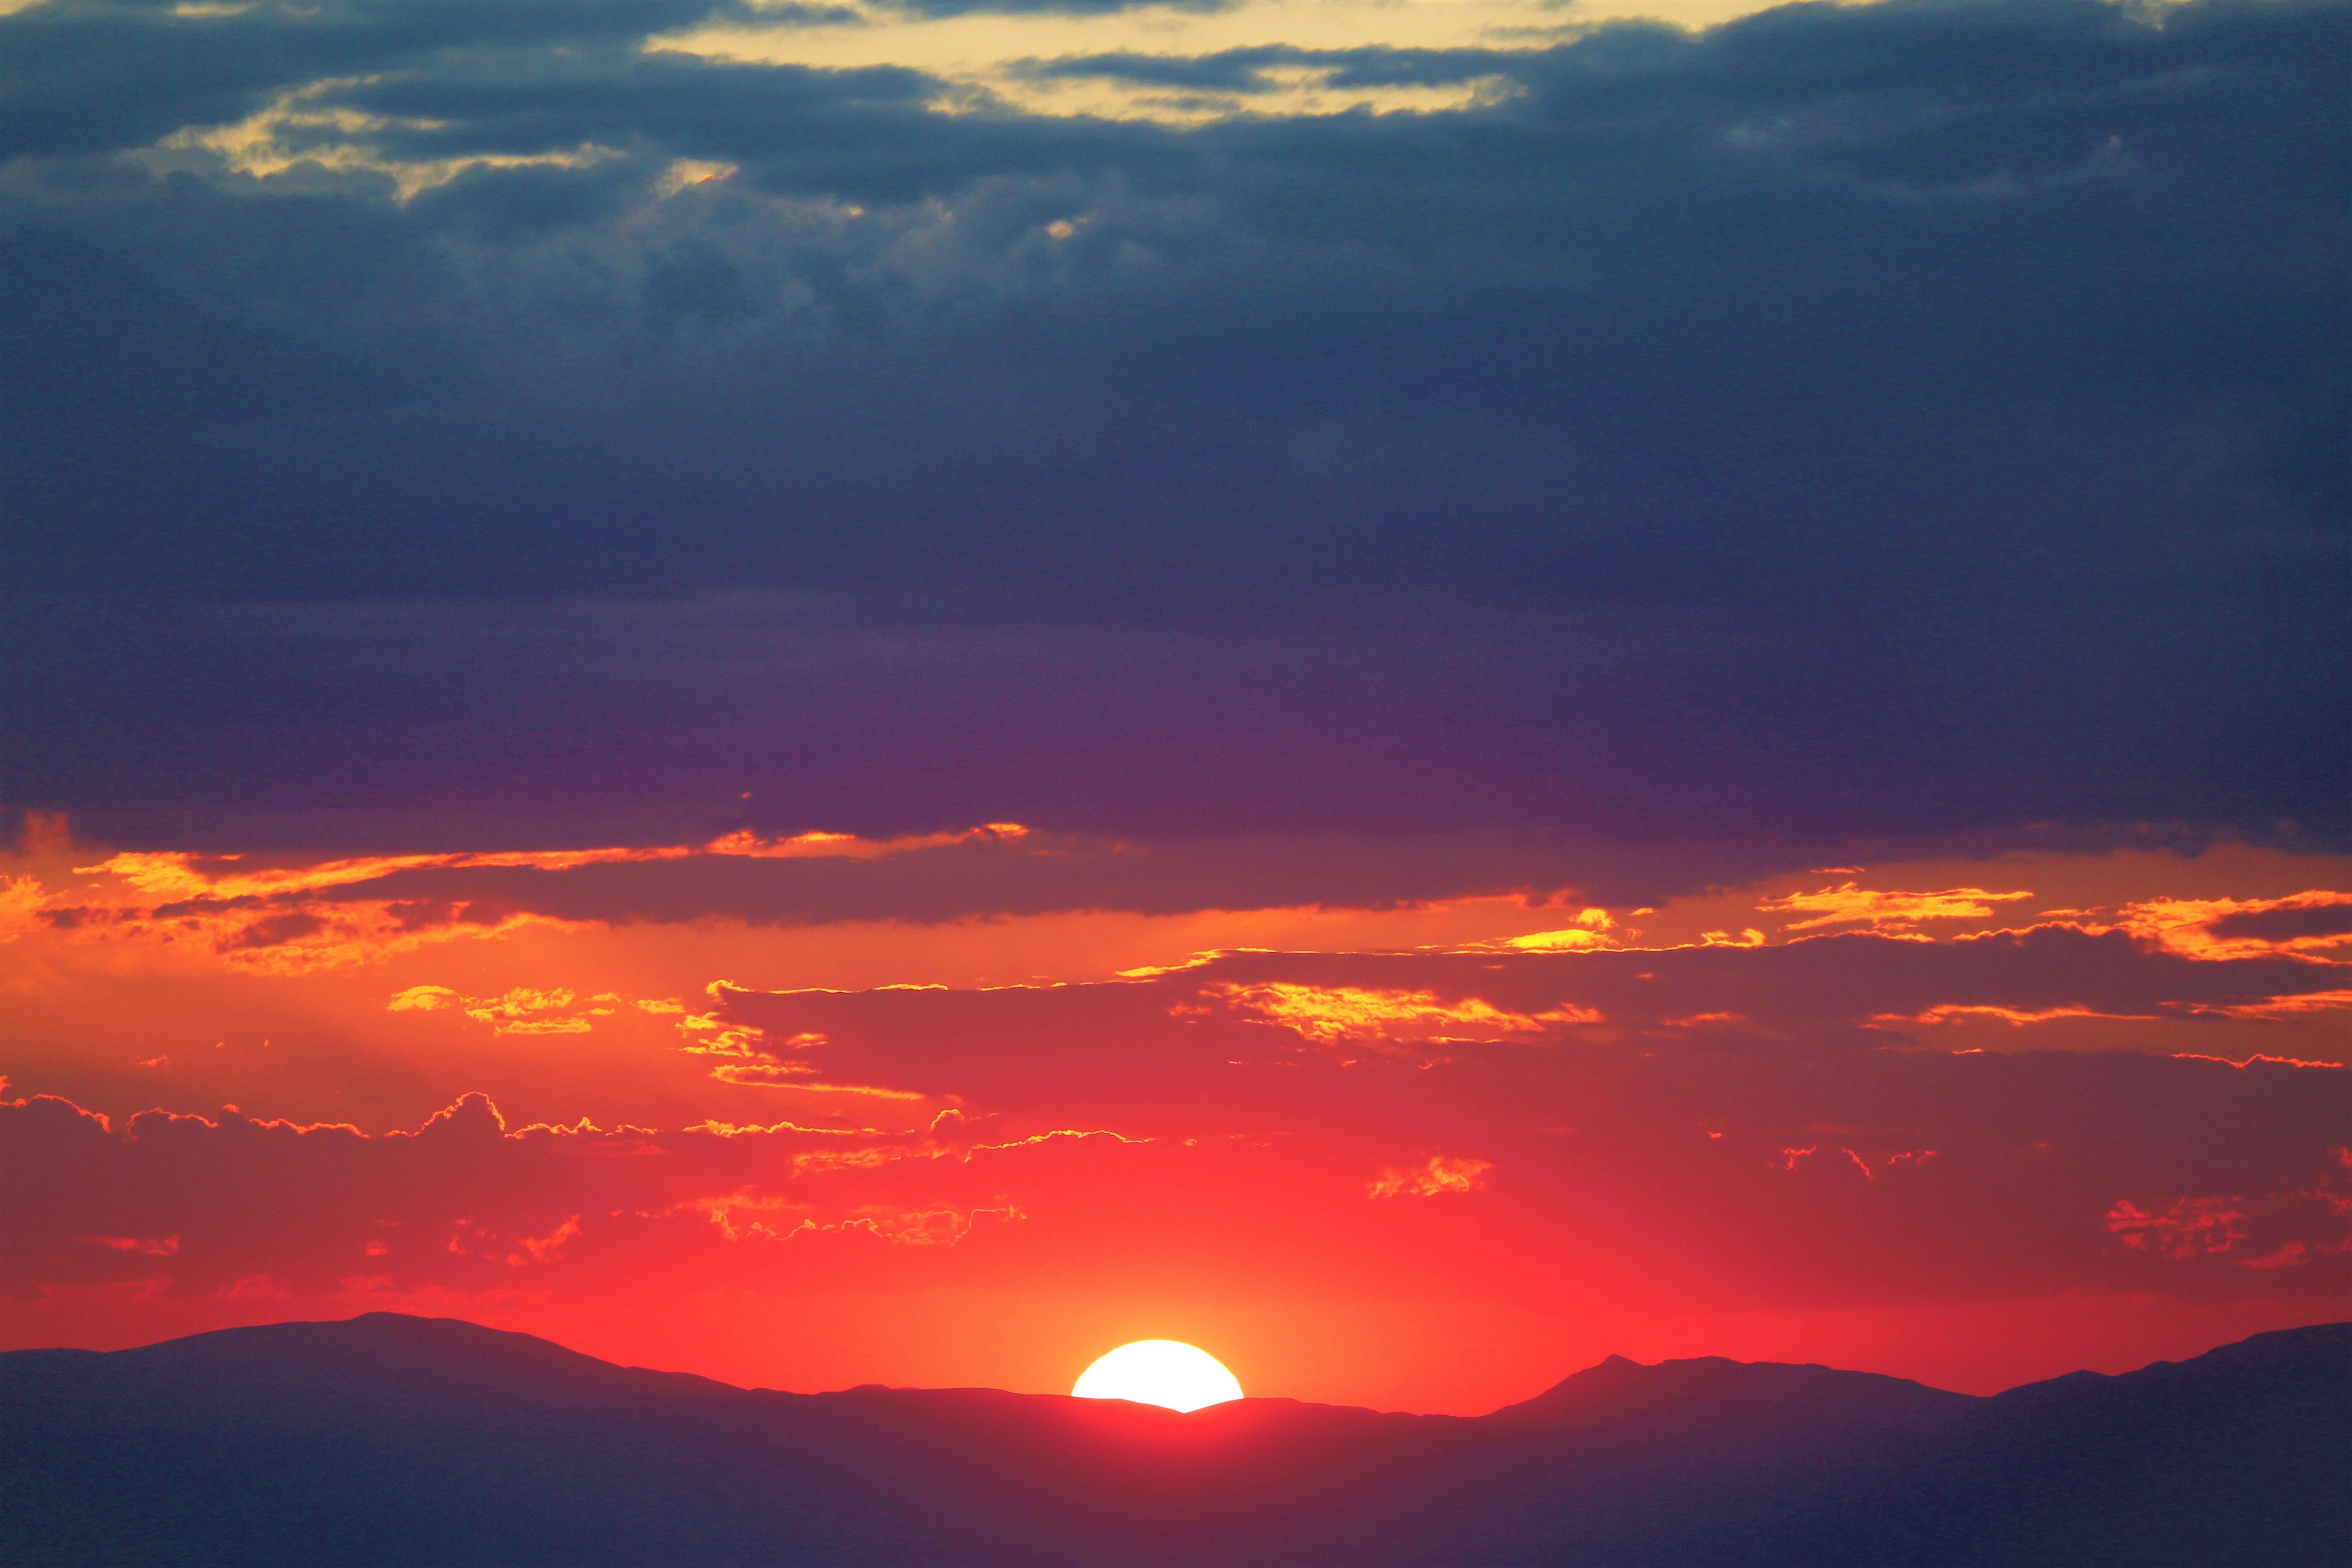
5, 813, 2345, 1412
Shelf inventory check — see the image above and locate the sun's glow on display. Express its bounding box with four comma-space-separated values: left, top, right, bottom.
1071, 1340, 1244, 1412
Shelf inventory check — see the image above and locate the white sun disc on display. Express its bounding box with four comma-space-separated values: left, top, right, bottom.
1071, 1340, 1244, 1412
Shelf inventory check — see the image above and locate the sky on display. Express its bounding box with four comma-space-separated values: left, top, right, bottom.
2, 0, 2347, 1414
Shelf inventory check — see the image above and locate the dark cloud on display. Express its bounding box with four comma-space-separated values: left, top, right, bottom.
897, 0, 1232, 15
0, 0, 739, 162
2, 0, 2345, 846
0, 1089, 989, 1299
1020, 46, 1525, 91
312, 831, 1744, 923
13, 590, 2340, 846
2209, 904, 2352, 944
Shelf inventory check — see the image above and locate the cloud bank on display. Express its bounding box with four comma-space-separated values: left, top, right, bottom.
3, 0, 2345, 846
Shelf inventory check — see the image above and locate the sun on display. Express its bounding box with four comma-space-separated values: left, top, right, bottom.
1071, 1340, 1244, 1413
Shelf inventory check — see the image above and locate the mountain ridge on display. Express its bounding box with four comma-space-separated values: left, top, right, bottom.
3, 1314, 2343, 1566
11, 1305, 2191, 1410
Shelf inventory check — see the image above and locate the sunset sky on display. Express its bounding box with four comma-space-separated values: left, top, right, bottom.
3, 0, 2347, 1414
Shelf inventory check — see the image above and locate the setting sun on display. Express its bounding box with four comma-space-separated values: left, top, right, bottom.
1071, 1341, 1244, 1413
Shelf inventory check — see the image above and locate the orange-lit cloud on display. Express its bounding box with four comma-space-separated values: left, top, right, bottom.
1870, 1003, 2153, 1028
2105, 1158, 2352, 1269
4, 822, 1043, 974
2176, 990, 2352, 1021
2105, 1196, 2248, 1260
702, 824, 1031, 860
2102, 891, 2352, 961
75, 822, 1033, 902
1368, 1154, 1492, 1198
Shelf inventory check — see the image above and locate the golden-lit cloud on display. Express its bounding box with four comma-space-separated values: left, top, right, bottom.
1206, 981, 1602, 1054
653, 0, 1770, 127
149, 83, 626, 200
76, 845, 686, 903
1501, 908, 1617, 951
1756, 882, 2036, 931
388, 984, 622, 1034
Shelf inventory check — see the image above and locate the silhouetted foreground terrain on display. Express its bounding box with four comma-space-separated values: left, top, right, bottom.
3, 1315, 2343, 1566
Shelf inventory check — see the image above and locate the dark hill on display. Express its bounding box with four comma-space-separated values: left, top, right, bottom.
1832, 1323, 2352, 1568
1488, 1351, 1977, 1441
1, 1313, 2342, 1567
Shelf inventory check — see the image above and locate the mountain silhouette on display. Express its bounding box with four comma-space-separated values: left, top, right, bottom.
2, 1314, 2342, 1566
1487, 1352, 1976, 1439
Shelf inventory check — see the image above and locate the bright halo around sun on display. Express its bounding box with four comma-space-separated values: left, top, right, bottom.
1071, 1340, 1244, 1413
